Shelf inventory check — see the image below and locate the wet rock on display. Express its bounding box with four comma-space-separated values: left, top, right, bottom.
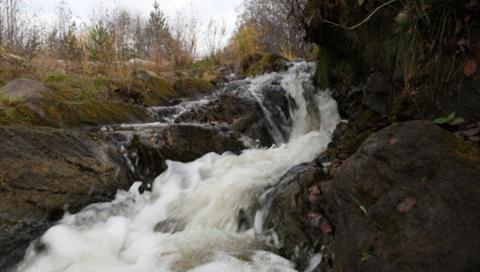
175, 82, 275, 146
102, 124, 246, 182
317, 121, 480, 272
0, 126, 133, 271
262, 162, 330, 271
260, 82, 297, 141
327, 123, 371, 157
153, 124, 245, 161
175, 79, 298, 146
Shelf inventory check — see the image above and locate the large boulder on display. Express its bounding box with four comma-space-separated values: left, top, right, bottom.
0, 126, 134, 271
0, 99, 154, 127
102, 124, 246, 183
175, 80, 296, 146
1, 78, 48, 101
315, 121, 480, 271
262, 162, 329, 271
127, 70, 175, 106
260, 82, 297, 141
175, 81, 275, 146
0, 77, 156, 127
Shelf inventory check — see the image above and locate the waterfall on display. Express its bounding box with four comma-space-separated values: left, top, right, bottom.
16, 62, 340, 272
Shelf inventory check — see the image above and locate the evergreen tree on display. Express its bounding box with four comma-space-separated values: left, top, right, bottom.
88, 22, 113, 63
147, 1, 171, 57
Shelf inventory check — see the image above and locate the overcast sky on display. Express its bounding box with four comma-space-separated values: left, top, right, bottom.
28, 0, 244, 54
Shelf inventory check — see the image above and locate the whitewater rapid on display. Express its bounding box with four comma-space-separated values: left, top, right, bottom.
16, 62, 340, 272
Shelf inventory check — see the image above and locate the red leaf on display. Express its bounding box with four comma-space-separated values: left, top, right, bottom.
389, 138, 399, 145
397, 197, 417, 213
320, 223, 333, 234
308, 185, 321, 202
464, 59, 478, 77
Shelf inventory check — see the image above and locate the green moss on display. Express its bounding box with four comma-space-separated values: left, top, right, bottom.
43, 73, 70, 85
379, 218, 402, 248
244, 53, 287, 76
132, 79, 174, 106
0, 92, 21, 107
41, 101, 153, 127
454, 140, 480, 165
42, 73, 114, 103
315, 48, 334, 88
174, 77, 214, 96
191, 57, 220, 70
235, 253, 253, 263
2, 106, 42, 126
0, 99, 153, 127
341, 129, 373, 155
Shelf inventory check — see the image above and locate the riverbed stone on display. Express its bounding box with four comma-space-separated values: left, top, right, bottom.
102, 123, 246, 182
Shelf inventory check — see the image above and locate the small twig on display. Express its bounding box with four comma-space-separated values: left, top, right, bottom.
322, 0, 399, 31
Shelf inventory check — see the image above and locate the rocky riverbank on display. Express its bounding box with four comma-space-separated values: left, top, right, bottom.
256, 1, 480, 271
0, 54, 295, 271
264, 121, 480, 271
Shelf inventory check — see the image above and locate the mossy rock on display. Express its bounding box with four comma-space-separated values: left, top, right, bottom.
129, 70, 175, 106
0, 106, 41, 126
173, 77, 214, 97
0, 78, 49, 102
0, 99, 153, 127
338, 129, 373, 155
324, 121, 480, 272
42, 73, 113, 102
241, 53, 289, 77
43, 101, 154, 127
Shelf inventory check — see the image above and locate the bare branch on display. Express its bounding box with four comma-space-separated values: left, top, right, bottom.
321, 0, 398, 31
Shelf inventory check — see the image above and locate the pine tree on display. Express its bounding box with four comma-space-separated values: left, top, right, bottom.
147, 1, 170, 57
88, 22, 113, 63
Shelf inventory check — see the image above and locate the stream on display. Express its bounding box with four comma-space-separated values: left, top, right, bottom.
16, 62, 340, 272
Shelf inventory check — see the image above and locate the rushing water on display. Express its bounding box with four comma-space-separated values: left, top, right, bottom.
16, 62, 340, 272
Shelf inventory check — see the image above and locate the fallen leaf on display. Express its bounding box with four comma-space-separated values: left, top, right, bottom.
464, 59, 478, 77
389, 138, 399, 145
308, 184, 321, 195
397, 197, 417, 213
308, 185, 321, 202
320, 223, 333, 234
